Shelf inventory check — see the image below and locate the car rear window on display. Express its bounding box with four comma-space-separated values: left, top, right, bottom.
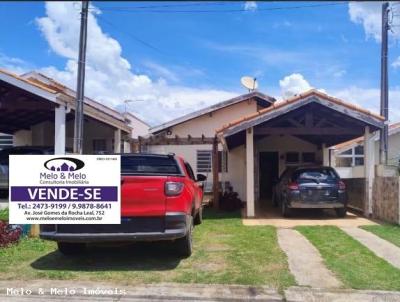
292, 168, 339, 183
121, 156, 181, 175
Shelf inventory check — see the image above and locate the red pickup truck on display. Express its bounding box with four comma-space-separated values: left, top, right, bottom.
40, 154, 206, 257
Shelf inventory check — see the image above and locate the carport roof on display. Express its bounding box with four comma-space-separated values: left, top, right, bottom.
0, 69, 134, 133
216, 90, 384, 135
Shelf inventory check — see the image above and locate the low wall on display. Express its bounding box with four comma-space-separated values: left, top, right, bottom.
343, 178, 365, 211
372, 176, 400, 224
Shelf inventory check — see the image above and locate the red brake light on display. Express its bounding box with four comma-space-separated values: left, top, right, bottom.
288, 182, 299, 190
165, 181, 184, 196
338, 180, 346, 190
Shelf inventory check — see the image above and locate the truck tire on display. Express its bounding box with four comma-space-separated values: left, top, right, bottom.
57, 242, 86, 255
176, 217, 193, 258
335, 207, 347, 218
194, 206, 203, 225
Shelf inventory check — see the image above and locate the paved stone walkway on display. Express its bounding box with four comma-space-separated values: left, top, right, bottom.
277, 228, 342, 288
341, 227, 400, 269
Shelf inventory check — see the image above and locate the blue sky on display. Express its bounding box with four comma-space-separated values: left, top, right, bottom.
0, 1, 399, 125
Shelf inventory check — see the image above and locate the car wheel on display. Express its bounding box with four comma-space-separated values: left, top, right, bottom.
57, 242, 86, 255
194, 206, 203, 225
335, 207, 347, 218
281, 200, 291, 217
176, 216, 193, 258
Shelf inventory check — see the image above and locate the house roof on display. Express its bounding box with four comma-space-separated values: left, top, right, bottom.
332, 121, 400, 151
0, 69, 149, 133
21, 71, 127, 122
216, 89, 385, 135
124, 112, 150, 127
150, 91, 276, 134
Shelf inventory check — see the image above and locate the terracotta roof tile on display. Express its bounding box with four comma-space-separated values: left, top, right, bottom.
216, 89, 384, 134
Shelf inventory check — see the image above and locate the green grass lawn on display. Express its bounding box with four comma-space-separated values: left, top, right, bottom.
297, 226, 400, 290
0, 209, 295, 289
0, 207, 8, 221
361, 224, 400, 248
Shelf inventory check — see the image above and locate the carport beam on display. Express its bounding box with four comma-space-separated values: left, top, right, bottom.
246, 127, 255, 217
54, 105, 66, 155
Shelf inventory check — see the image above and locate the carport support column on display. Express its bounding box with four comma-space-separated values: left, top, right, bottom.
364, 126, 374, 217
246, 127, 255, 217
54, 105, 66, 155
114, 129, 121, 153
322, 143, 330, 166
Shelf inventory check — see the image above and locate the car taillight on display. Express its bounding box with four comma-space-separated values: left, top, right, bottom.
165, 181, 184, 196
338, 180, 346, 190
288, 182, 299, 190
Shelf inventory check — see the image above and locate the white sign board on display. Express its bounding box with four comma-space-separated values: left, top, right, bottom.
9, 155, 121, 224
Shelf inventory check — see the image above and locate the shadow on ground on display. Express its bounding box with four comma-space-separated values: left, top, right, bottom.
31, 241, 182, 272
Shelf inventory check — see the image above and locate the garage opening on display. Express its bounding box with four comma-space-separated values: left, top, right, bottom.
259, 152, 279, 200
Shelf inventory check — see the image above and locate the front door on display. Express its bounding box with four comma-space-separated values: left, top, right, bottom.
259, 152, 279, 199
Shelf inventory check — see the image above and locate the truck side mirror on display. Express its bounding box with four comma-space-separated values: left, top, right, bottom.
197, 174, 207, 181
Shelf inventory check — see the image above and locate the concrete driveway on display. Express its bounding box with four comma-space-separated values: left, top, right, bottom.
243, 205, 377, 228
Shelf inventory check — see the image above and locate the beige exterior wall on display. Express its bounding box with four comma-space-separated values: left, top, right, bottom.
148, 100, 261, 197
255, 135, 321, 176
126, 115, 149, 139
164, 101, 258, 137
14, 130, 32, 146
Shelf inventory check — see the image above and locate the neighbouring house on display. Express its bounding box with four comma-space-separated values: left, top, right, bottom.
140, 89, 386, 218
0, 69, 149, 154
332, 122, 400, 177
330, 122, 400, 216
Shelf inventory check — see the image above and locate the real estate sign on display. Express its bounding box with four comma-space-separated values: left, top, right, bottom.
8, 155, 121, 224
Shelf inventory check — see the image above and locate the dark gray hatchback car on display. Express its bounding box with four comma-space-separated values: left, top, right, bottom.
273, 166, 347, 217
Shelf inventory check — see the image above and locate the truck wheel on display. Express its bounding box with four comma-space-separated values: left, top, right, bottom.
335, 207, 347, 218
194, 206, 203, 225
57, 242, 86, 255
176, 217, 193, 258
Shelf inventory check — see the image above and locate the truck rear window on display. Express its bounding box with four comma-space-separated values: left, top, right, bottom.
121, 156, 181, 175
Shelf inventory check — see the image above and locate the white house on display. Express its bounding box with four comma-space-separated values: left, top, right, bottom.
142, 89, 384, 217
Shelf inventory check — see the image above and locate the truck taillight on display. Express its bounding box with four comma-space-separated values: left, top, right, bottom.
288, 182, 299, 190
165, 181, 184, 196
338, 180, 346, 190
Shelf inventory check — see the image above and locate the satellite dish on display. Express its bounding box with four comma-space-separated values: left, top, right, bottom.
241, 76, 258, 92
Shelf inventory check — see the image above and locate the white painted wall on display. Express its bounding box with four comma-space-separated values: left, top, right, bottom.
125, 114, 150, 139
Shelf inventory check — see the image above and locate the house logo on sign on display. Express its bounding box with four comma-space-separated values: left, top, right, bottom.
44, 157, 85, 172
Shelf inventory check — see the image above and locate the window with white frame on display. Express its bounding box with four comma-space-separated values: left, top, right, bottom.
0, 133, 13, 150
196, 150, 228, 173
335, 145, 364, 167
197, 150, 212, 173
